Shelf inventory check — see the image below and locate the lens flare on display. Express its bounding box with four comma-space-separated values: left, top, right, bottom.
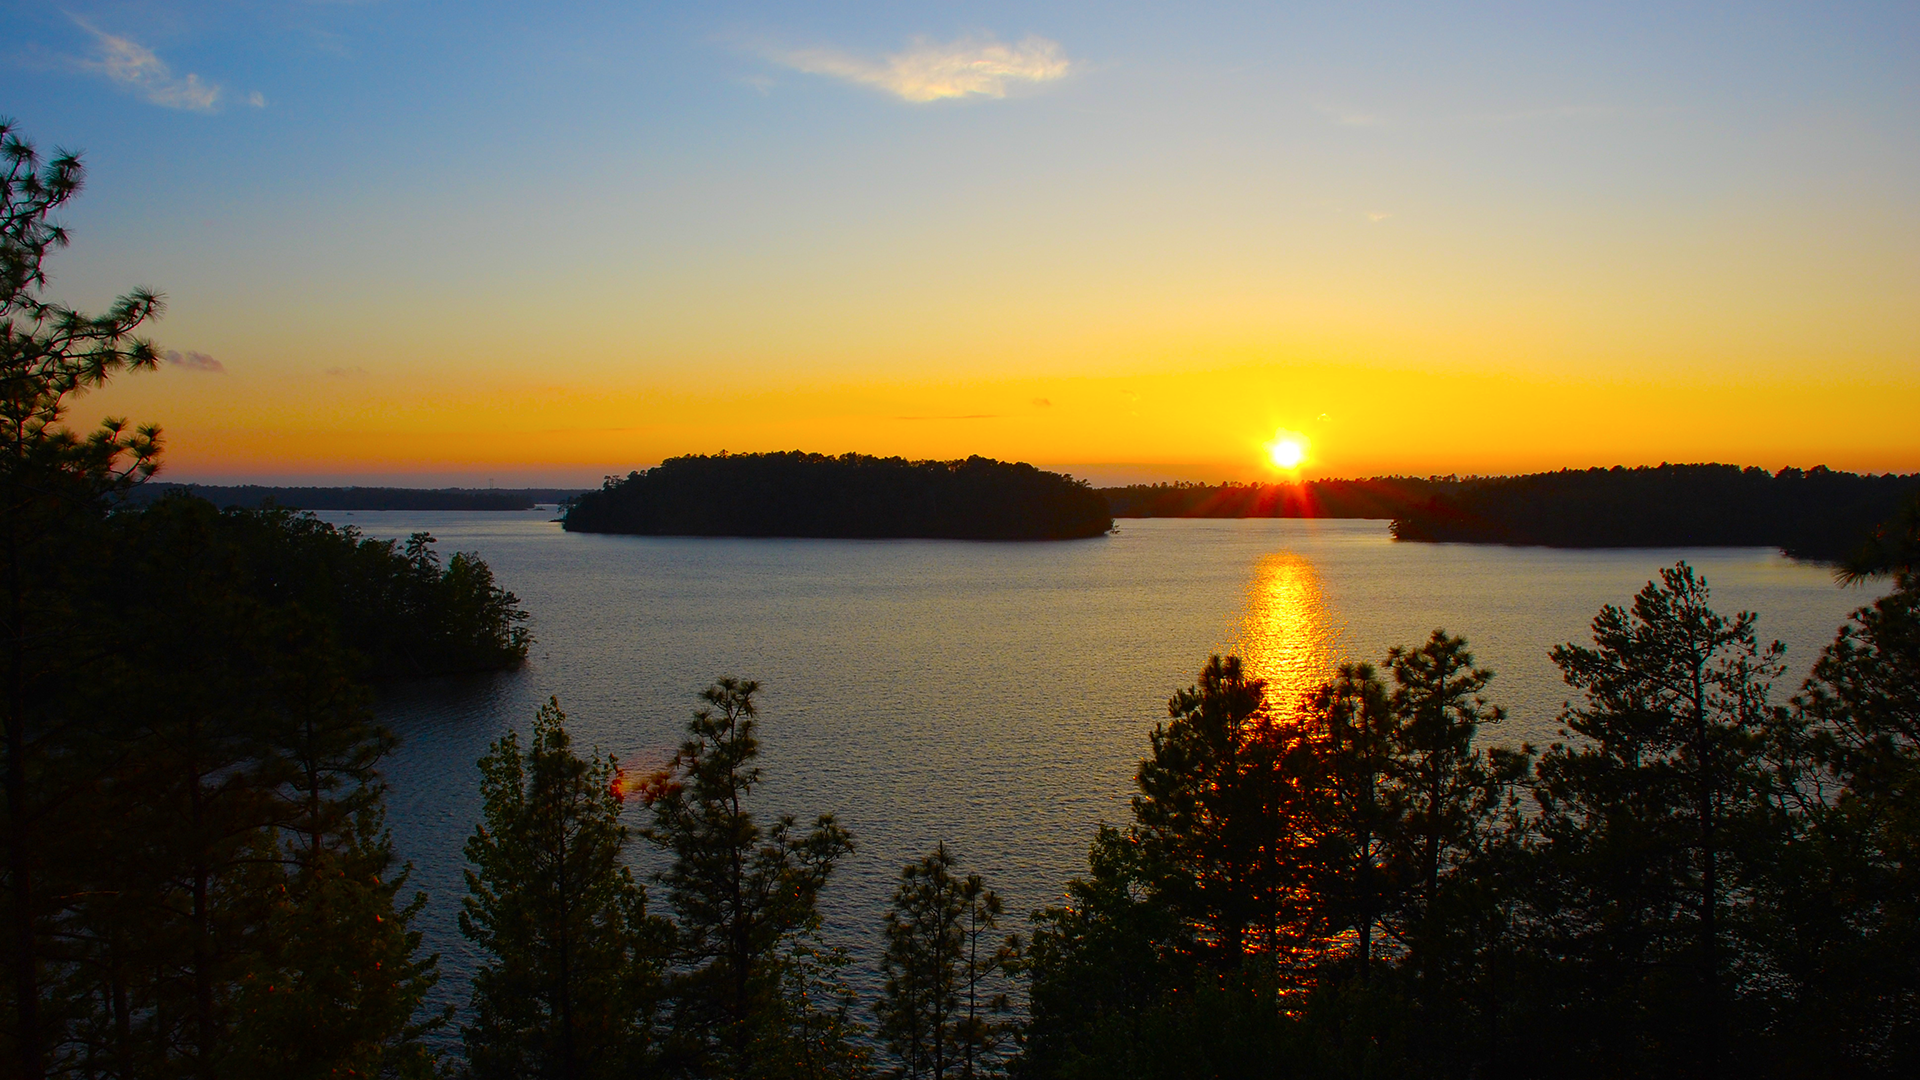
1267, 434, 1309, 470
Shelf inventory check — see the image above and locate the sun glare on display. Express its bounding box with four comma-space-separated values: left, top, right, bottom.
1267, 435, 1308, 471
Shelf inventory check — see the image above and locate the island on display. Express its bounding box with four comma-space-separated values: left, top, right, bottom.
562, 452, 1114, 540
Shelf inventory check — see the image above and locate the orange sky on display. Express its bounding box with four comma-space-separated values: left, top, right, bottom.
26, 3, 1919, 486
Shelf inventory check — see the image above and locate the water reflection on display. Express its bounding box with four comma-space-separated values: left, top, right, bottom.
1235, 551, 1343, 712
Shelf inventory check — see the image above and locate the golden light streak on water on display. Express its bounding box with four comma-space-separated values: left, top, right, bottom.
1235, 551, 1343, 714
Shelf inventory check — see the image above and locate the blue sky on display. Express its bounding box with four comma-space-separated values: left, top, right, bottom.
6, 2, 1917, 484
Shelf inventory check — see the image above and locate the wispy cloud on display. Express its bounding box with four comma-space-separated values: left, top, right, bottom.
770, 35, 1070, 102
71, 19, 263, 112
164, 349, 225, 373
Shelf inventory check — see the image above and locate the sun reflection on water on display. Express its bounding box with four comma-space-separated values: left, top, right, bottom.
1235, 551, 1342, 713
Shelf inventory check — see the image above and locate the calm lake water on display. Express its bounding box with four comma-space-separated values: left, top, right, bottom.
321, 509, 1889, 1029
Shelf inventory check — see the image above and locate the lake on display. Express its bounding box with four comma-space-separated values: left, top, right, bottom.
322, 510, 1889, 1029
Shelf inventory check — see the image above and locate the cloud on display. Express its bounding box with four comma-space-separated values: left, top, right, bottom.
772, 35, 1070, 102
71, 19, 259, 111
164, 349, 225, 373
1367, 211, 1391, 223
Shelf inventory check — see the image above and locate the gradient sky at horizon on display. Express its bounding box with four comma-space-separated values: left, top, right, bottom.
6, 1, 1917, 485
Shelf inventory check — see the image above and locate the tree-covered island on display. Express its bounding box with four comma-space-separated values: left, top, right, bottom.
563, 452, 1114, 540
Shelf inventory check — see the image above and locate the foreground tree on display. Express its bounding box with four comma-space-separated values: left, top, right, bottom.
639, 677, 859, 1078
1526, 563, 1790, 1079
1131, 655, 1308, 968
877, 844, 1013, 1079
1772, 548, 1920, 1070
462, 698, 666, 1080
0, 119, 162, 1079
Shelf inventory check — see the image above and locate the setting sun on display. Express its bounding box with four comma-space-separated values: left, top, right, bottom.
1267, 435, 1308, 471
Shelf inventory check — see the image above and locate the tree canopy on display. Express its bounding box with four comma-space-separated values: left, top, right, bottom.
564, 453, 1113, 540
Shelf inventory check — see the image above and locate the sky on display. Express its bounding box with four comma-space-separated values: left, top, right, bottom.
5, 1, 1917, 486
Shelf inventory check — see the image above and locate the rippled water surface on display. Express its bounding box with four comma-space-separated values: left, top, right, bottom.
322, 510, 1888, 1026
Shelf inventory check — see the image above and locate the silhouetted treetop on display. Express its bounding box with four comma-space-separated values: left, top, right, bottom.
563, 452, 1113, 540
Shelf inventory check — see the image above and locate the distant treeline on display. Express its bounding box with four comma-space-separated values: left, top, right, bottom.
1100, 477, 1445, 519
1101, 465, 1920, 561
564, 452, 1114, 540
123, 483, 591, 511
1390, 464, 1920, 560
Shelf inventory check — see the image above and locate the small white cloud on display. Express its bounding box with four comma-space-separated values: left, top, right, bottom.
245, 90, 266, 108
1367, 211, 1391, 222
164, 349, 225, 373
772, 35, 1070, 102
73, 20, 223, 111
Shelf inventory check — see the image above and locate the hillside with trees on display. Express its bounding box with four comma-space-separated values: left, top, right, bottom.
1, 119, 528, 1079
564, 453, 1114, 540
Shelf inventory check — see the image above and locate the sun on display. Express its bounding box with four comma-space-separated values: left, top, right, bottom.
1267, 434, 1308, 471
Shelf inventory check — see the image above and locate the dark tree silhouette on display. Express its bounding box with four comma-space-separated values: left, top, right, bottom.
1528, 564, 1791, 1079
877, 844, 1013, 1079
638, 678, 861, 1078
461, 699, 667, 1080
565, 453, 1112, 541
1, 118, 162, 1079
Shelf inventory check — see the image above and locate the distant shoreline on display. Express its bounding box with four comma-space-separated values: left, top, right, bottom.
128, 463, 1920, 563
1099, 464, 1920, 562
124, 483, 593, 512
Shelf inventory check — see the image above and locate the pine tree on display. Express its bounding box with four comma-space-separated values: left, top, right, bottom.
461, 698, 666, 1080
0, 119, 162, 1080
1303, 662, 1403, 977
638, 677, 856, 1078
1131, 655, 1308, 967
877, 845, 1011, 1079
1529, 563, 1791, 1078
1776, 564, 1920, 1070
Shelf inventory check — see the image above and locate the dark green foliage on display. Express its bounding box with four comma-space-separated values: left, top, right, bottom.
563, 452, 1113, 540
638, 677, 863, 1078
1840, 491, 1920, 582
1, 119, 165, 1080
877, 844, 1014, 1079
1768, 567, 1920, 1072
461, 699, 667, 1080
151, 504, 530, 678
1521, 565, 1792, 1077
0, 119, 512, 1079
1387, 463, 1920, 559
2, 491, 448, 1079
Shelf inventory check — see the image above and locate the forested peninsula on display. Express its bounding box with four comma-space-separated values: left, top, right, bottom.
1102, 464, 1920, 561
563, 452, 1114, 539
